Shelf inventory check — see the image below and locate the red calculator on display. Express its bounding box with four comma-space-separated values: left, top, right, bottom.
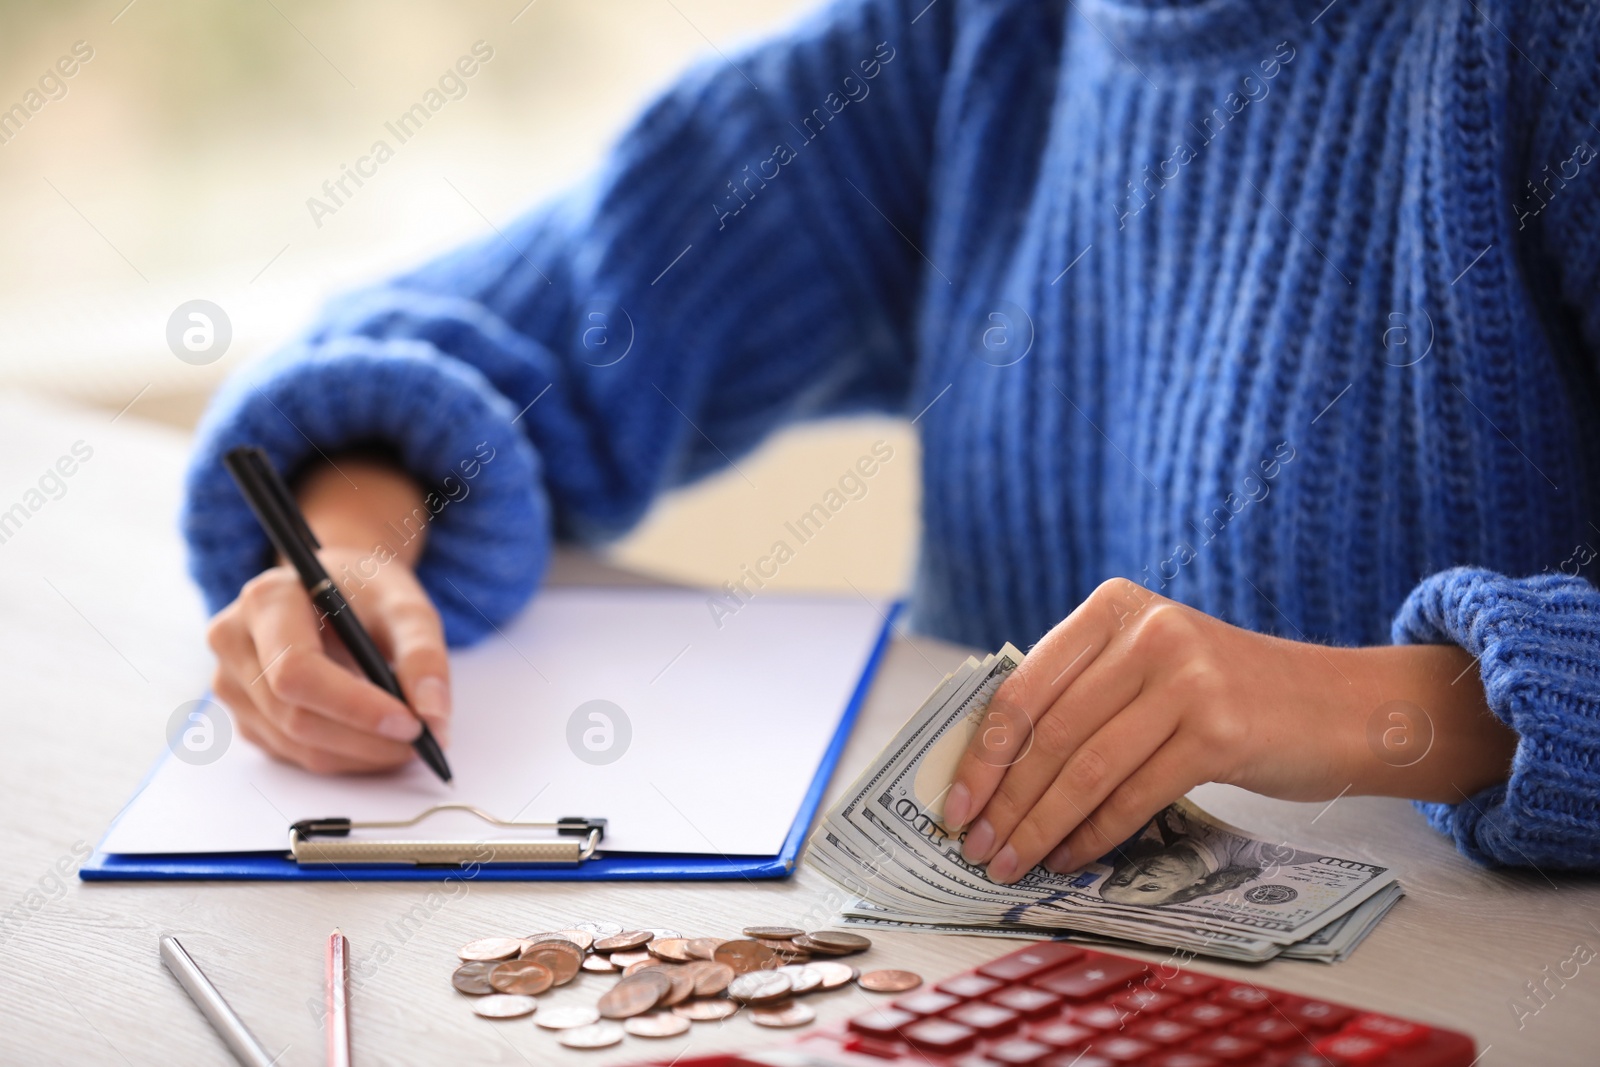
639, 942, 1476, 1067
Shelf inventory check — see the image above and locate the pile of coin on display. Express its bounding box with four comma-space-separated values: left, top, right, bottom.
451, 921, 921, 1051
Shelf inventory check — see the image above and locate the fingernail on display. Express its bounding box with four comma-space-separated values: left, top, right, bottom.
377, 713, 422, 741
1043, 841, 1073, 874
943, 783, 971, 830
962, 818, 996, 863
988, 844, 1019, 884
413, 677, 451, 747
413, 676, 451, 720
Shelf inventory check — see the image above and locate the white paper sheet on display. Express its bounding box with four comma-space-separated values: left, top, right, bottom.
100, 588, 889, 857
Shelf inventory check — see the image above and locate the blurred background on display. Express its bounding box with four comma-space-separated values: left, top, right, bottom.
0, 0, 917, 597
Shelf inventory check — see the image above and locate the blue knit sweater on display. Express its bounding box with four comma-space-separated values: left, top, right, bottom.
184, 0, 1600, 871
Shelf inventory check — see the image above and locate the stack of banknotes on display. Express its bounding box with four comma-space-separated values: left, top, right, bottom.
810, 645, 1402, 963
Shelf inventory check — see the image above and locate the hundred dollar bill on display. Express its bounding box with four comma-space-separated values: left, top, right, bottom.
810, 646, 1403, 962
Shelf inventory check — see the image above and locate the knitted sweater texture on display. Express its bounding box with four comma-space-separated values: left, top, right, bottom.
183, 0, 1600, 870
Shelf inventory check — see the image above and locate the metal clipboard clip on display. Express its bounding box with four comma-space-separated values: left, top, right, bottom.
289, 805, 606, 867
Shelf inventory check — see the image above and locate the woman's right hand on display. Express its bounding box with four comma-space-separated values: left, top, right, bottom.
205, 454, 452, 775
206, 546, 451, 774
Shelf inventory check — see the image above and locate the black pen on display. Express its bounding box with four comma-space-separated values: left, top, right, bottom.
222, 445, 453, 783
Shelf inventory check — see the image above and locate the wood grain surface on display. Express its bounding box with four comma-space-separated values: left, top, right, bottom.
0, 395, 1593, 1065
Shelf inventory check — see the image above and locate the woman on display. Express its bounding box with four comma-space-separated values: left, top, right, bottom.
187, 0, 1600, 882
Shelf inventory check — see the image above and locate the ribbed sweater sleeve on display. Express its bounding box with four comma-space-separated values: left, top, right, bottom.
1393, 569, 1600, 870
182, 0, 952, 645
1389, 0, 1600, 871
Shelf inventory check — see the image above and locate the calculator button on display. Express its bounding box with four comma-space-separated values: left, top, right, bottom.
891, 991, 962, 1016
1108, 987, 1185, 1016
1209, 985, 1274, 1010
1265, 1054, 1337, 1067
1067, 1004, 1127, 1031
945, 1002, 1020, 1035
986, 1038, 1056, 1066
1349, 1013, 1425, 1046
1167, 1001, 1242, 1029
1041, 1055, 1114, 1067
1281, 998, 1355, 1030
1229, 1013, 1302, 1044
1090, 1036, 1155, 1063
1030, 1021, 1095, 1048
1154, 972, 1221, 997
1131, 1018, 1199, 1045
939, 974, 1005, 999
841, 1036, 904, 1059
1147, 1054, 1223, 1067
988, 986, 1063, 1017
848, 1007, 917, 1039
980, 943, 1086, 982
1313, 1032, 1389, 1064
1033, 955, 1148, 999
902, 1017, 977, 1053
1190, 1033, 1265, 1062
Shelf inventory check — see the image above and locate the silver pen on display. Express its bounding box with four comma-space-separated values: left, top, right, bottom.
160, 935, 277, 1067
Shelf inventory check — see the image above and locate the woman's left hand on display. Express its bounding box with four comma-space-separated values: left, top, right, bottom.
939, 578, 1515, 884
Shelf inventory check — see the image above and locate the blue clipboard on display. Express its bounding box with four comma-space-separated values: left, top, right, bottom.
80, 603, 900, 883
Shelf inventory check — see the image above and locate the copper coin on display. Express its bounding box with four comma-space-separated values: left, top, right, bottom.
728, 970, 792, 1004
750, 1000, 815, 1028
535, 1005, 601, 1030
609, 949, 654, 968
658, 967, 698, 1007
458, 937, 524, 962
489, 959, 554, 995
649, 937, 696, 962
791, 934, 853, 957
598, 971, 672, 1019
624, 959, 668, 977
520, 943, 582, 985
778, 964, 823, 995
554, 928, 595, 951
684, 938, 725, 960
673, 998, 739, 1022
755, 937, 800, 951
582, 954, 618, 973
691, 962, 735, 998
858, 969, 922, 993
807, 930, 871, 953
472, 993, 538, 1019
806, 961, 858, 990
714, 940, 779, 974
624, 1012, 692, 1038
451, 961, 497, 995
559, 1021, 625, 1049
595, 930, 653, 953
743, 926, 804, 940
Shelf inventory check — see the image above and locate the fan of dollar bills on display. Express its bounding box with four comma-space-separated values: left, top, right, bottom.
810, 645, 1402, 963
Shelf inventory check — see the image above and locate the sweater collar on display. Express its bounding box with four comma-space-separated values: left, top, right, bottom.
1072, 0, 1324, 68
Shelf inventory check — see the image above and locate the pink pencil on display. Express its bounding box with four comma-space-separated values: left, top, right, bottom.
326, 929, 351, 1067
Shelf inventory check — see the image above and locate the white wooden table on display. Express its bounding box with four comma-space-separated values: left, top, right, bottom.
0, 393, 1594, 1065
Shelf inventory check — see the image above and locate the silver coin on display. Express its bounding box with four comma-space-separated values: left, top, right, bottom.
458, 937, 524, 962
559, 1021, 626, 1049
728, 970, 792, 1004
535, 1006, 602, 1030
624, 1012, 692, 1038
471, 994, 538, 1019
572, 920, 624, 939
779, 964, 824, 995
641, 928, 683, 940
